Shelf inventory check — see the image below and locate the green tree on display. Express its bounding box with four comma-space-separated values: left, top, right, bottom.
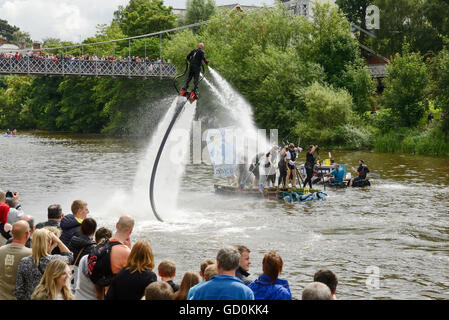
371, 0, 443, 56
423, 0, 449, 44
93, 77, 170, 135
428, 47, 449, 132
297, 2, 360, 86
27, 77, 64, 130
0, 19, 19, 42
11, 30, 33, 47
114, 0, 177, 37
0, 76, 33, 129
294, 82, 355, 146
335, 0, 371, 43
184, 0, 216, 27
340, 63, 374, 115
56, 78, 107, 132
382, 45, 428, 127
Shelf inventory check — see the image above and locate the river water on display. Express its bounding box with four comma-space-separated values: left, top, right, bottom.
1, 131, 448, 300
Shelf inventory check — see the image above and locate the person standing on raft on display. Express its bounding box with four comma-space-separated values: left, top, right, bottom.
181, 43, 209, 100
303, 145, 318, 189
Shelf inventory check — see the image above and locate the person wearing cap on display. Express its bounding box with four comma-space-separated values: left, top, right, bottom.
181, 43, 209, 99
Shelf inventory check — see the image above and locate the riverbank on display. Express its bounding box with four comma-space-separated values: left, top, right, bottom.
373, 125, 449, 156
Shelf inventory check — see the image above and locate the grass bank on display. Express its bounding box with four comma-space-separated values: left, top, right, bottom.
374, 125, 449, 156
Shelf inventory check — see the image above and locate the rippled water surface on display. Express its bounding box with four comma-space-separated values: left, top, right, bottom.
1, 132, 448, 299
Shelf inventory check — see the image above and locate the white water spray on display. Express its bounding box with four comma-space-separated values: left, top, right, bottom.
117, 96, 198, 221
204, 67, 271, 156
102, 68, 270, 222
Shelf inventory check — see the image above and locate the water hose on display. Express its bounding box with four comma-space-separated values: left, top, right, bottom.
149, 59, 206, 222
149, 100, 186, 222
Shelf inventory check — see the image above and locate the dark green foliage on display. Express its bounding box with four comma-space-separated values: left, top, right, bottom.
28, 77, 63, 130
114, 0, 177, 37
382, 45, 428, 127
370, 0, 445, 56
0, 19, 19, 42
374, 126, 449, 155
184, 0, 216, 27
428, 48, 449, 132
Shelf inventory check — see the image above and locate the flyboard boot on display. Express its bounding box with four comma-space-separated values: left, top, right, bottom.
189, 89, 198, 102
180, 88, 189, 97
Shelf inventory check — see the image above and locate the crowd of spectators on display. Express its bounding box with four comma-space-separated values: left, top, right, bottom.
0, 189, 339, 300
0, 52, 175, 75
0, 51, 168, 63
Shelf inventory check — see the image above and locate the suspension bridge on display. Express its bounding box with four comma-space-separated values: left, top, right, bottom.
0, 17, 387, 79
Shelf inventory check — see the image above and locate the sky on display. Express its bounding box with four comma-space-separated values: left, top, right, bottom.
0, 0, 275, 43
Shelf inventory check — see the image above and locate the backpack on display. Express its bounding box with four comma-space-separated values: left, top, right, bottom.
87, 240, 121, 287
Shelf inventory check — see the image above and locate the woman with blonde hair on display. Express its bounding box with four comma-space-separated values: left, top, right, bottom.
173, 271, 200, 300
105, 240, 157, 300
31, 259, 73, 300
15, 228, 73, 300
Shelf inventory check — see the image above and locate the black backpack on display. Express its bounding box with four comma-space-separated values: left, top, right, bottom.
87, 240, 121, 287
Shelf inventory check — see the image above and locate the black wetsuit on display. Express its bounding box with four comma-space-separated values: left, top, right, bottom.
183, 48, 207, 92
356, 165, 370, 180
278, 152, 287, 187
249, 154, 260, 182
303, 152, 315, 188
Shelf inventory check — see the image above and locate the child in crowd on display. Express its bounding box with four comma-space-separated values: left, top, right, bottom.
173, 271, 200, 300
157, 259, 179, 292
144, 281, 174, 300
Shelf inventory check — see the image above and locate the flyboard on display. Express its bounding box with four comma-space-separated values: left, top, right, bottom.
149, 60, 206, 222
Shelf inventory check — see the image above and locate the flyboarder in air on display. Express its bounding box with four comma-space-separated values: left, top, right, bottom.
180, 43, 209, 101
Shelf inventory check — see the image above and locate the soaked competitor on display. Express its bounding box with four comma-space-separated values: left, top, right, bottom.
181, 43, 209, 100
349, 160, 370, 187
303, 145, 318, 189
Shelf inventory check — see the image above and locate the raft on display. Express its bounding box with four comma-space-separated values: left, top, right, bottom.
315, 180, 371, 188
351, 179, 371, 187
214, 184, 321, 200
2, 134, 17, 137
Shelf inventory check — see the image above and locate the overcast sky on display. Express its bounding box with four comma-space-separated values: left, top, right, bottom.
0, 0, 275, 43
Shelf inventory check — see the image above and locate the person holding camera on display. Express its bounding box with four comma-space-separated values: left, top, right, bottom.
303, 145, 319, 189
6, 192, 24, 225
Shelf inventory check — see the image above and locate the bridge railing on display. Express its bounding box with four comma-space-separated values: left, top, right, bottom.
0, 56, 177, 78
